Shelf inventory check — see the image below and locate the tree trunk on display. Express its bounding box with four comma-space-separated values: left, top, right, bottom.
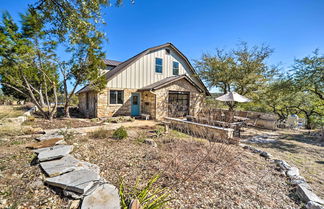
64, 103, 70, 118
39, 88, 46, 107
305, 115, 312, 129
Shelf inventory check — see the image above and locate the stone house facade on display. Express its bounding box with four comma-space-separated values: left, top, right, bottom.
76, 43, 210, 120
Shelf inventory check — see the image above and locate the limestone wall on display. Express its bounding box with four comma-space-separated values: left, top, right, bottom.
141, 91, 156, 119
154, 79, 204, 120
78, 91, 97, 118
96, 88, 138, 118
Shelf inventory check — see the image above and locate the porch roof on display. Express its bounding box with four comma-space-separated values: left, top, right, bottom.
139, 74, 205, 94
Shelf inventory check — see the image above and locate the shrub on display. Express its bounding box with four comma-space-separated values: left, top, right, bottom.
112, 126, 128, 140
154, 126, 165, 137
90, 129, 112, 139
119, 175, 172, 209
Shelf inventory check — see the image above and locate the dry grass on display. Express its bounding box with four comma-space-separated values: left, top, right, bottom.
242, 127, 324, 200
0, 105, 25, 120
0, 125, 301, 208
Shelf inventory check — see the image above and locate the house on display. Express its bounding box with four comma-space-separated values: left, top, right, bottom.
76, 43, 210, 120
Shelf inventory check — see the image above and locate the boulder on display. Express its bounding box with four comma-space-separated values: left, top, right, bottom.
40, 155, 100, 177
306, 201, 324, 209
37, 145, 73, 162
81, 183, 120, 209
45, 169, 100, 194
36, 134, 64, 142
144, 138, 157, 148
296, 184, 324, 205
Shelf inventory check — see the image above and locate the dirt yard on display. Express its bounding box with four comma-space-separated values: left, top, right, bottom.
0, 124, 302, 209
241, 127, 324, 200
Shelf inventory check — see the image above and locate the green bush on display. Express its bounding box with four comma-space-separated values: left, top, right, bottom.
112, 126, 128, 140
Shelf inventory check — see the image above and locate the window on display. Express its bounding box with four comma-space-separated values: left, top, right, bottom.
155, 58, 163, 73
109, 90, 124, 104
173, 61, 179, 75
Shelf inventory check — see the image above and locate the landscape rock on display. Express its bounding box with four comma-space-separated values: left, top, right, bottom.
287, 167, 300, 177
37, 145, 73, 162
81, 183, 120, 209
306, 201, 324, 209
260, 151, 272, 159
26, 138, 65, 149
144, 138, 157, 148
274, 159, 291, 170
36, 134, 64, 142
45, 169, 100, 194
296, 184, 324, 205
40, 155, 94, 177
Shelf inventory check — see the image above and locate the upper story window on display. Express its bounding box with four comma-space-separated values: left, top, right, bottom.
155, 58, 163, 73
173, 61, 179, 75
109, 90, 124, 104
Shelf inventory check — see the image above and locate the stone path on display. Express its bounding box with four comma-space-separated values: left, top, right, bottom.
241, 135, 324, 209
29, 132, 121, 209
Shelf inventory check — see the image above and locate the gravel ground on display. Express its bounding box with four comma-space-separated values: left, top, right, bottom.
0, 126, 301, 208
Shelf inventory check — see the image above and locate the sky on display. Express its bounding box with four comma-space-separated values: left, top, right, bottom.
1, 0, 324, 90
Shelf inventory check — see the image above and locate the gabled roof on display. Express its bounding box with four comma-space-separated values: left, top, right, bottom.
76, 43, 210, 95
103, 43, 210, 95
139, 74, 204, 93
103, 59, 122, 66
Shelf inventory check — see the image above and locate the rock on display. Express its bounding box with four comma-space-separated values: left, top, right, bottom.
81, 183, 120, 209
37, 145, 73, 162
69, 200, 81, 209
143, 138, 157, 148
306, 201, 324, 209
296, 184, 324, 205
274, 159, 291, 170
287, 167, 300, 177
26, 138, 65, 149
260, 151, 272, 159
36, 134, 64, 142
40, 155, 95, 177
45, 169, 100, 194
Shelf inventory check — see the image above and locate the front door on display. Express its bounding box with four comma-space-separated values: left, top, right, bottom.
131, 93, 140, 116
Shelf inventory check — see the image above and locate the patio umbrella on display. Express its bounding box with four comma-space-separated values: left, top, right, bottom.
215, 92, 251, 123
215, 92, 251, 103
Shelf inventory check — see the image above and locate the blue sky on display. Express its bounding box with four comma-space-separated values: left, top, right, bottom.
2, 0, 324, 85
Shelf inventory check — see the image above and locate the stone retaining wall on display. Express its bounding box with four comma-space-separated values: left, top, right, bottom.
165, 117, 235, 143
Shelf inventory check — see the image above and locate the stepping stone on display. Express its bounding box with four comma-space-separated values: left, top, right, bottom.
38, 145, 73, 162
26, 138, 65, 149
45, 169, 100, 194
296, 184, 324, 205
40, 155, 100, 177
36, 134, 64, 142
81, 183, 120, 209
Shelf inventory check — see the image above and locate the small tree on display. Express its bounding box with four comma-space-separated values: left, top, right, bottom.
195, 42, 277, 110
0, 11, 59, 120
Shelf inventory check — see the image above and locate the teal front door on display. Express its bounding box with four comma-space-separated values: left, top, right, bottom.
131, 93, 140, 116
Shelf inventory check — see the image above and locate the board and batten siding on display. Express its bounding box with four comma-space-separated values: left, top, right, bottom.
107, 47, 195, 89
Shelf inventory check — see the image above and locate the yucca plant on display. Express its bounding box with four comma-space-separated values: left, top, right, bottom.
119, 174, 172, 209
